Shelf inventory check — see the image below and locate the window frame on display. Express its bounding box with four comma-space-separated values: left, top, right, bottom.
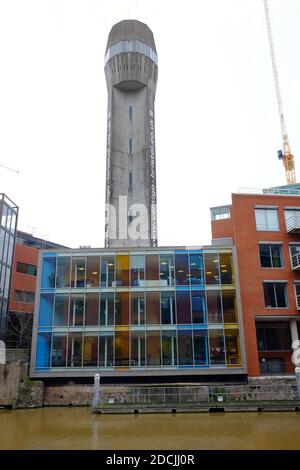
255, 207, 279, 232
258, 243, 283, 269
262, 281, 289, 309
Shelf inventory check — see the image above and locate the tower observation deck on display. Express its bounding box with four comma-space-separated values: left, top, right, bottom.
104, 20, 158, 248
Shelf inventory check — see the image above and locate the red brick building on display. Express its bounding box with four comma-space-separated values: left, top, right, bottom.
211, 186, 300, 377
7, 231, 67, 347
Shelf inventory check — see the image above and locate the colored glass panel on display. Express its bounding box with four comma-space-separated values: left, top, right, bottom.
131, 291, 145, 325
115, 330, 129, 367
85, 293, 99, 325
207, 290, 222, 323
53, 294, 69, 326
41, 257, 56, 288
56, 257, 71, 288
100, 292, 114, 325
220, 252, 234, 285
191, 291, 205, 323
131, 255, 145, 287
189, 252, 204, 285
222, 291, 237, 323
131, 331, 146, 367
83, 334, 98, 366
178, 330, 193, 365
86, 256, 100, 287
39, 293, 54, 326
175, 252, 190, 286
204, 252, 220, 285
115, 292, 129, 325
176, 291, 191, 324
146, 291, 160, 324
145, 254, 159, 283
162, 330, 177, 366
146, 330, 161, 365
225, 329, 241, 366
159, 254, 175, 286
116, 254, 130, 287
161, 291, 176, 324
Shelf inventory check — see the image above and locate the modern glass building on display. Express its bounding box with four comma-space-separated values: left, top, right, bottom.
0, 194, 18, 340
30, 246, 247, 378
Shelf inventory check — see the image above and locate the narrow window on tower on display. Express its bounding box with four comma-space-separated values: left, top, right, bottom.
129, 172, 133, 191
129, 137, 133, 154
129, 106, 133, 121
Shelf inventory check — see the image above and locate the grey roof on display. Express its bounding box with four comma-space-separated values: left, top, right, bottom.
105, 19, 156, 53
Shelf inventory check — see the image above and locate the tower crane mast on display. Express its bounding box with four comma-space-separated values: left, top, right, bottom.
263, 0, 296, 185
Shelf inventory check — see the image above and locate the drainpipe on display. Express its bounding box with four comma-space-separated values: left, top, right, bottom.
290, 320, 300, 399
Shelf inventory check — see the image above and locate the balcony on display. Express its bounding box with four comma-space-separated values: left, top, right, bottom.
291, 253, 300, 270
286, 215, 300, 233
296, 293, 300, 310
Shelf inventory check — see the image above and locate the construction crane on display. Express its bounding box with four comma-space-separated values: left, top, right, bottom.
0, 163, 19, 174
263, 0, 296, 185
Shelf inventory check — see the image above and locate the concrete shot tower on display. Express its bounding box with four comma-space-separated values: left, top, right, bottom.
104, 20, 158, 248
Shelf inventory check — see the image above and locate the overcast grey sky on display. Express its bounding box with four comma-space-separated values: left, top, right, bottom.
0, 0, 299, 248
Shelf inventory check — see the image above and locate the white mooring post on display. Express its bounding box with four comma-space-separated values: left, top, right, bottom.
92, 373, 100, 408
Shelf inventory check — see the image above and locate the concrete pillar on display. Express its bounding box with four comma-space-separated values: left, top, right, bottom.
92, 373, 100, 408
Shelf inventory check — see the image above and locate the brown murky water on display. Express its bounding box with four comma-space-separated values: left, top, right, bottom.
0, 407, 300, 450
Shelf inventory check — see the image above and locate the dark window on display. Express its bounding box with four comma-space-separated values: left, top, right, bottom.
16, 262, 37, 276
263, 282, 287, 308
129, 138, 133, 154
256, 323, 291, 351
259, 357, 285, 374
14, 290, 35, 303
129, 106, 133, 121
259, 244, 283, 268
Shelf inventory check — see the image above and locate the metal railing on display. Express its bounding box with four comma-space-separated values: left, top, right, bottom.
99, 384, 299, 405
286, 216, 300, 233
291, 253, 300, 270
237, 188, 300, 196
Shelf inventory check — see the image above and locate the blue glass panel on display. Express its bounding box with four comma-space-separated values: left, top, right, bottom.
41, 257, 56, 288
191, 291, 206, 323
39, 293, 54, 326
189, 252, 204, 285
36, 332, 51, 368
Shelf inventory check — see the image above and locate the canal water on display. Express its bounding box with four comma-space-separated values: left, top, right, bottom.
0, 408, 300, 450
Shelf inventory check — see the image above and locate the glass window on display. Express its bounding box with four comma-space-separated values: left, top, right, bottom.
69, 295, 84, 326
38, 293, 54, 326
175, 252, 190, 286
219, 252, 234, 284
146, 330, 161, 366
176, 291, 191, 324
263, 282, 288, 308
1, 204, 8, 229
146, 291, 160, 324
115, 292, 129, 325
51, 334, 67, 367
36, 333, 51, 368
129, 138, 133, 153
191, 291, 206, 324
162, 330, 177, 366
116, 254, 129, 287
131, 255, 145, 287
159, 254, 175, 286
53, 294, 69, 326
83, 334, 98, 366
209, 329, 225, 365
161, 291, 176, 324
16, 262, 37, 276
101, 256, 115, 287
255, 208, 279, 231
85, 293, 99, 325
115, 331, 129, 367
0, 229, 5, 259
7, 235, 14, 266
41, 257, 56, 288
207, 290, 222, 323
129, 106, 133, 121
259, 244, 283, 268
145, 254, 159, 283
222, 291, 237, 323
3, 232, 10, 264
189, 252, 204, 285
256, 323, 291, 351
193, 330, 208, 365
14, 290, 35, 303
225, 329, 241, 365
56, 257, 71, 288
99, 333, 114, 367
204, 252, 220, 285
100, 292, 114, 325
177, 330, 193, 366
131, 292, 145, 325
4, 267, 10, 298
71, 257, 85, 288
86, 256, 100, 287
67, 333, 83, 367
259, 357, 285, 374
131, 331, 146, 367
